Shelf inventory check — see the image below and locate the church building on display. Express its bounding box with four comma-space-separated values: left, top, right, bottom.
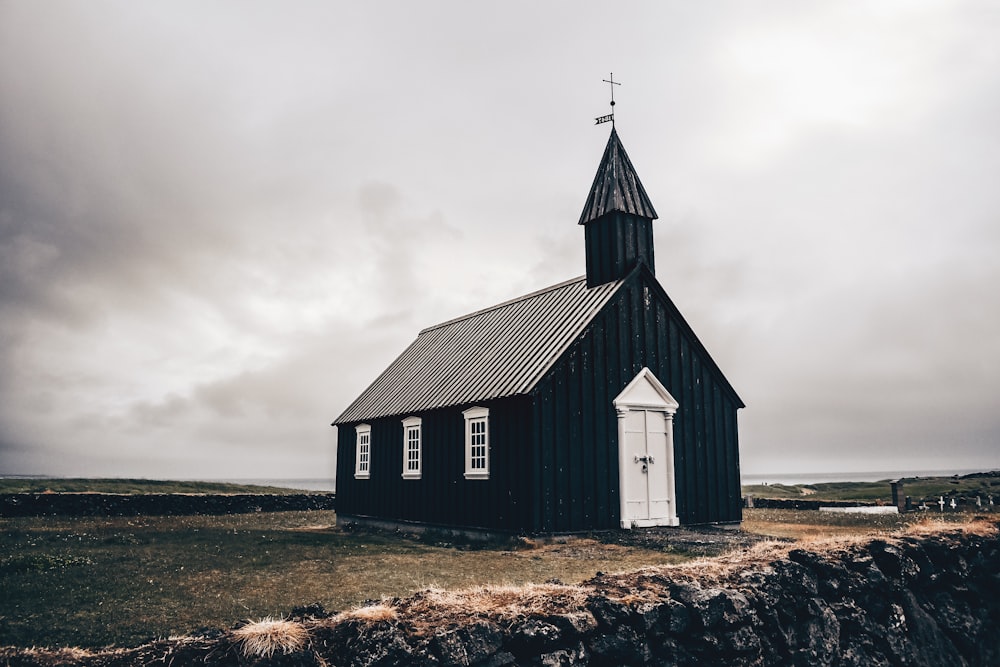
332, 125, 744, 533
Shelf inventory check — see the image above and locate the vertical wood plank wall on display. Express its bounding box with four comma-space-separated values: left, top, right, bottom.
531, 269, 742, 531
335, 396, 533, 532
584, 213, 655, 288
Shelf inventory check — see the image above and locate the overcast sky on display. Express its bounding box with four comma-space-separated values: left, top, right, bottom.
1, 1, 998, 482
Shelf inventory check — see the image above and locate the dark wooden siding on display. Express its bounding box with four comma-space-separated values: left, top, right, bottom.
530, 266, 742, 531
584, 212, 655, 288
334, 395, 534, 532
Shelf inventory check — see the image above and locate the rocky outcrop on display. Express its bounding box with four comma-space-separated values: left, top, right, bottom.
2, 523, 998, 666
0, 493, 335, 517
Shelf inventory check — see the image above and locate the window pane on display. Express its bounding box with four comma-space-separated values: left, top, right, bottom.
404, 424, 421, 475
464, 411, 489, 478
357, 437, 370, 473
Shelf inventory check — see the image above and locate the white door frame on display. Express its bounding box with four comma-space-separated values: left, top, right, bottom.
614, 368, 680, 529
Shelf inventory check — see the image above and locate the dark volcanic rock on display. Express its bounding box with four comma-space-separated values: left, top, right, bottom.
587, 624, 646, 665
544, 611, 598, 639
432, 621, 503, 666
510, 619, 562, 654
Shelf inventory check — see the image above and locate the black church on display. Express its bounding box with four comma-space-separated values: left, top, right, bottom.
333, 126, 744, 533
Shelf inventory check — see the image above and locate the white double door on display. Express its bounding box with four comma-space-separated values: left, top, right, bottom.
614, 368, 679, 529
622, 409, 676, 526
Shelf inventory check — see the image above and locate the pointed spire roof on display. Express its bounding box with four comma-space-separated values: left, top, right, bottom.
578, 128, 658, 225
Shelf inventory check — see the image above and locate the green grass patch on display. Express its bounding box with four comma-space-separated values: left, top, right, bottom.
0, 511, 687, 649
0, 478, 315, 495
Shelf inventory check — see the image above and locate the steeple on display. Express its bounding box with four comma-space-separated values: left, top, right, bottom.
579, 128, 658, 288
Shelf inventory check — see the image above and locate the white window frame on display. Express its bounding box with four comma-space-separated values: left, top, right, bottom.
463, 406, 489, 480
354, 423, 371, 480
401, 416, 422, 479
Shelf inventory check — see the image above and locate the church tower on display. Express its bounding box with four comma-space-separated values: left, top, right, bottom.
578, 128, 659, 288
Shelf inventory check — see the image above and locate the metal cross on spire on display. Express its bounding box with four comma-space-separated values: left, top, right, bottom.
595, 73, 621, 126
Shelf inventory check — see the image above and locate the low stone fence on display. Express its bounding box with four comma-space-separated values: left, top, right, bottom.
743, 496, 875, 510
0, 492, 335, 517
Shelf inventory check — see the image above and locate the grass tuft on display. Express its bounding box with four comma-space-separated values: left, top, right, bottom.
232, 617, 309, 658
385, 582, 591, 636
334, 602, 399, 624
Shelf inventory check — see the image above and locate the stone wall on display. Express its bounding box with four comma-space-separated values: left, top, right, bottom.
327, 526, 1000, 666
0, 492, 336, 517
4, 523, 997, 666
744, 497, 876, 510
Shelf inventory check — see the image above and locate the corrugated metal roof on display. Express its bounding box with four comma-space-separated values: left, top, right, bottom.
334, 276, 622, 424
578, 128, 658, 225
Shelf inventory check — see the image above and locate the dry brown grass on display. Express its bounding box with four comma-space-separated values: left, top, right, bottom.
672, 539, 795, 576
334, 602, 400, 624
902, 515, 998, 537
658, 515, 999, 586
231, 617, 310, 659
386, 582, 591, 636
13, 647, 97, 663
741, 507, 995, 542
364, 516, 1000, 633
547, 516, 1000, 607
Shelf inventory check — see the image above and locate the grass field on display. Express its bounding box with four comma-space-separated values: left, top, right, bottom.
742, 473, 1000, 503
0, 478, 315, 495
1, 477, 995, 650
0, 510, 692, 649
741, 506, 984, 540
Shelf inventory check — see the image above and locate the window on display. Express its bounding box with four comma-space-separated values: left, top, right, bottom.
401, 416, 422, 479
354, 424, 371, 479
463, 406, 489, 479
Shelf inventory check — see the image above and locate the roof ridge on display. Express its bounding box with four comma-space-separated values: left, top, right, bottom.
418, 275, 587, 334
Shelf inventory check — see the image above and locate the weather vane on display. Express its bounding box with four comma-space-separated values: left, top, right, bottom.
595, 73, 620, 126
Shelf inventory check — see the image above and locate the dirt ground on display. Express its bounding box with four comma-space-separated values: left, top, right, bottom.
515, 522, 780, 564
599, 522, 778, 555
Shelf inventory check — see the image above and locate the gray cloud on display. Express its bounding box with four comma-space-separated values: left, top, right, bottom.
1, 1, 998, 480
